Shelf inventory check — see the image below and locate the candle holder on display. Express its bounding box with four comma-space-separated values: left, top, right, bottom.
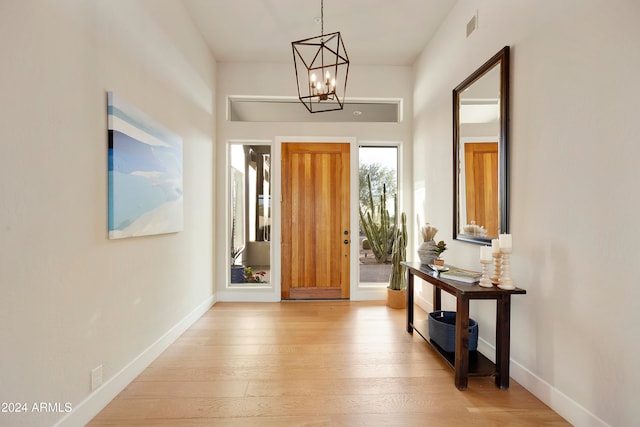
479, 258, 493, 288
498, 247, 515, 290
491, 252, 502, 284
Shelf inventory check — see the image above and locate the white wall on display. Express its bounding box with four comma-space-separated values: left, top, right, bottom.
413, 1, 640, 426
0, 1, 216, 425
215, 62, 414, 301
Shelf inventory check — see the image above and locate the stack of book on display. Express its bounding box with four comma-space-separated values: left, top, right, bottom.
439, 266, 482, 284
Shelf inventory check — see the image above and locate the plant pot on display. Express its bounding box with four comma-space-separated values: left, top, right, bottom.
417, 240, 437, 265
386, 288, 407, 309
433, 259, 445, 267
230, 265, 245, 283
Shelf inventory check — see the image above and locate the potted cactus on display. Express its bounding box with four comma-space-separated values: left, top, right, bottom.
387, 212, 407, 309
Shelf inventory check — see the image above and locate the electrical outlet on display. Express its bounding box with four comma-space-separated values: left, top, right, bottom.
91, 365, 103, 391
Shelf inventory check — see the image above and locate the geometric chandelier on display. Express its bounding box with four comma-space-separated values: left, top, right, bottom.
291, 0, 349, 113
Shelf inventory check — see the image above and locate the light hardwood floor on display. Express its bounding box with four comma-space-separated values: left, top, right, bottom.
89, 301, 569, 426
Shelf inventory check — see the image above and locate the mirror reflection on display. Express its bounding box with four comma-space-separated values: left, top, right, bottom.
230, 144, 271, 283
454, 47, 509, 244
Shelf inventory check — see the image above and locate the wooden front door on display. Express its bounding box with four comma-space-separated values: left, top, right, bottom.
464, 142, 499, 237
281, 142, 350, 299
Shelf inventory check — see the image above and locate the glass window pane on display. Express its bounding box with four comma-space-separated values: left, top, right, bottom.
229, 144, 271, 284
359, 146, 398, 284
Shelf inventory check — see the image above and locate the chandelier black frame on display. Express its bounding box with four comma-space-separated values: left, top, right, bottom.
291, 1, 349, 113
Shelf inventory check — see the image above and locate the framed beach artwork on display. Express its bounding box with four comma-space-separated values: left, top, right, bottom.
107, 92, 183, 239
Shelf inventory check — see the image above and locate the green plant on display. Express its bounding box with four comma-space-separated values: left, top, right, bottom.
359, 174, 397, 264
389, 212, 407, 290
434, 240, 447, 258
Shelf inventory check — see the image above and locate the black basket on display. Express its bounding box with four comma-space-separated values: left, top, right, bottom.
428, 310, 478, 353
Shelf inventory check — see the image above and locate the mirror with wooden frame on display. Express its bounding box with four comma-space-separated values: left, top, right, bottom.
453, 46, 509, 244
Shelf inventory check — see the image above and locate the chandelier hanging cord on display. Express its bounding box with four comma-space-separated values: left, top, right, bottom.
320, 0, 325, 68
321, 0, 324, 36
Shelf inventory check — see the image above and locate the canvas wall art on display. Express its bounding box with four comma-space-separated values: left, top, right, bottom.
107, 92, 183, 239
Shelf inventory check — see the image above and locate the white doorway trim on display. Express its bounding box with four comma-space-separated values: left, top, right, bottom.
217, 136, 392, 302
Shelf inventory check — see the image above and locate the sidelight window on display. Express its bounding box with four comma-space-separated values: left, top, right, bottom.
229, 144, 271, 284
358, 146, 399, 284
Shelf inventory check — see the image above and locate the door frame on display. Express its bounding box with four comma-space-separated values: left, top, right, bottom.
219, 136, 394, 302
274, 136, 359, 301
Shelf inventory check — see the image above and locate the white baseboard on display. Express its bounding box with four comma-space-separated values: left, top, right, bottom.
509, 357, 610, 427
351, 286, 386, 301
53, 294, 216, 427
414, 291, 432, 313
216, 289, 280, 302
216, 286, 389, 302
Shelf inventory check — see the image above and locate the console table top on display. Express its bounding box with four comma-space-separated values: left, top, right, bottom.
402, 261, 526, 296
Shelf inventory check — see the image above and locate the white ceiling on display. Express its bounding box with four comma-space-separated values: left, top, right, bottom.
182, 0, 457, 65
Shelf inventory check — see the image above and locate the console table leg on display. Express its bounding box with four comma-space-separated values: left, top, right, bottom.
406, 270, 414, 333
454, 297, 470, 390
495, 294, 512, 389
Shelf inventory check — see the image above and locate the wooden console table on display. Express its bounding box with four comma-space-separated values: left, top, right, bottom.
403, 261, 526, 390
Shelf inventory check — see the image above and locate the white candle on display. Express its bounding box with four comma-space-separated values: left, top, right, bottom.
499, 234, 512, 249
480, 245, 493, 262
491, 239, 500, 254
